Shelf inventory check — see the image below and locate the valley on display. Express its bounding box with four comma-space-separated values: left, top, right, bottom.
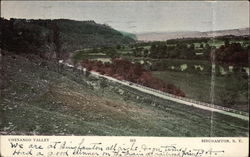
0, 18, 249, 137
0, 52, 248, 136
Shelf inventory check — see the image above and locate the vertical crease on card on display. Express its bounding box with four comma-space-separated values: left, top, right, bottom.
209, 1, 217, 138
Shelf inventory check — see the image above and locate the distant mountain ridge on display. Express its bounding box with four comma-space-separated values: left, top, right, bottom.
205, 28, 249, 37
136, 28, 250, 41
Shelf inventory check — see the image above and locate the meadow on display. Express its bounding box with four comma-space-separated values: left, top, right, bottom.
1, 52, 248, 136
72, 36, 249, 113
152, 69, 248, 112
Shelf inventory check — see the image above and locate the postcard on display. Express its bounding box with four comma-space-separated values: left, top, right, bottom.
0, 1, 249, 157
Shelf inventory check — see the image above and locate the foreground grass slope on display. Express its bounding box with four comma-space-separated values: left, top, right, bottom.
0, 52, 248, 136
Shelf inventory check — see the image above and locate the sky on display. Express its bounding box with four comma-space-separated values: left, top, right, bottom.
1, 1, 249, 33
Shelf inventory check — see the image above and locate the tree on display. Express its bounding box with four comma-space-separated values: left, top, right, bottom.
200, 43, 204, 49
104, 47, 118, 58
143, 49, 149, 57
116, 45, 121, 50
224, 40, 230, 47
205, 43, 210, 49
215, 43, 247, 66
81, 58, 186, 97
189, 44, 195, 50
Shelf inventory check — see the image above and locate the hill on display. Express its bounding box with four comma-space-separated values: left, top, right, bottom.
206, 28, 250, 37
0, 18, 135, 58
52, 19, 135, 51
0, 50, 248, 136
136, 28, 250, 41
119, 30, 137, 40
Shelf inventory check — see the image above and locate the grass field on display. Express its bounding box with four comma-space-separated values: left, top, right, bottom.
0, 52, 248, 136
152, 70, 248, 112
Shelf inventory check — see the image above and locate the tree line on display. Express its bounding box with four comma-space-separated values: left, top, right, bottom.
0, 18, 135, 58
214, 42, 249, 66
129, 37, 249, 66
81, 58, 185, 97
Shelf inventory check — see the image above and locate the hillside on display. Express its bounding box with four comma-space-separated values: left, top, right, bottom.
53, 19, 135, 51
136, 28, 250, 41
0, 18, 135, 57
0, 51, 248, 136
119, 30, 137, 40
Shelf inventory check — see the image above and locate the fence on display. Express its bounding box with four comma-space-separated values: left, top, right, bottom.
60, 62, 249, 117
124, 80, 249, 116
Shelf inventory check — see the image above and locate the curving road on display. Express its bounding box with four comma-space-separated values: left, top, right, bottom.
61, 61, 249, 121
